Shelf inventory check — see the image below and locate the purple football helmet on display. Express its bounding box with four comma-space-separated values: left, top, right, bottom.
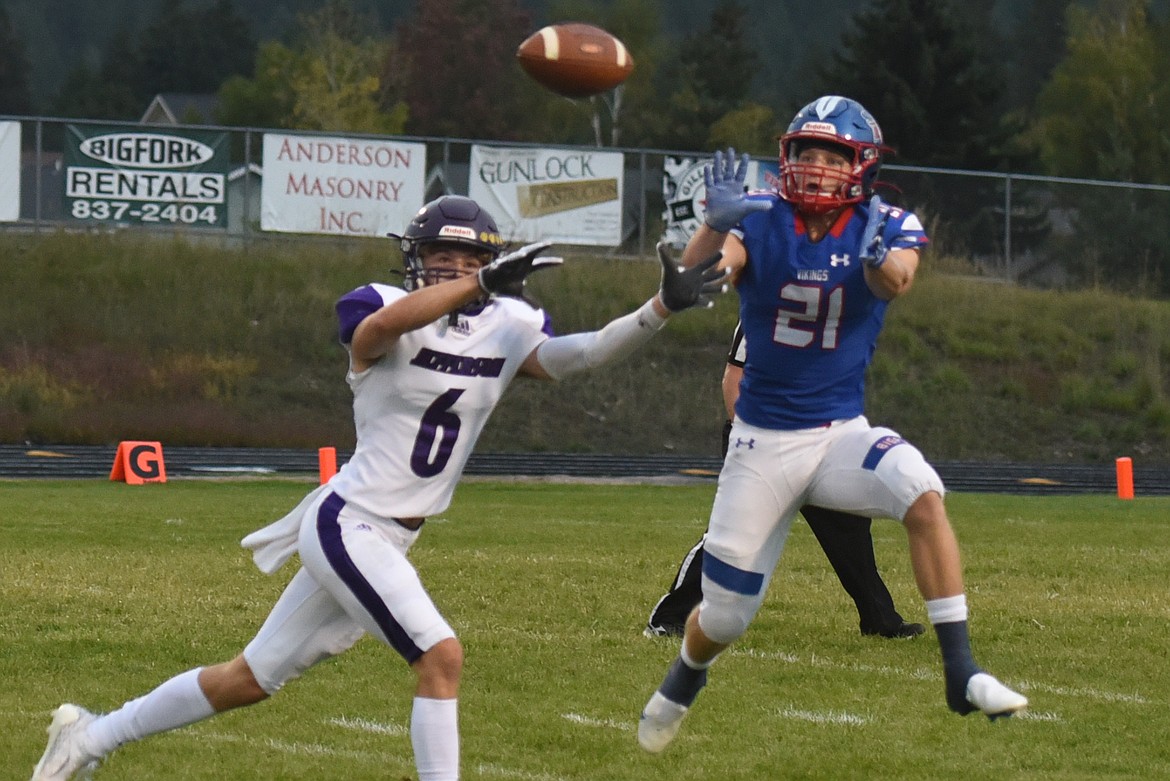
395, 195, 506, 290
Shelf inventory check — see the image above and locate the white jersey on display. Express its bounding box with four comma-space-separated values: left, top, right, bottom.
328, 283, 549, 519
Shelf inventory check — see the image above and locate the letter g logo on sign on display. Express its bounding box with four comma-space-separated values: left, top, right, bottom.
109, 441, 168, 484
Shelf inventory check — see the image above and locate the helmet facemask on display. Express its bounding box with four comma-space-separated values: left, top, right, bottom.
779, 136, 881, 214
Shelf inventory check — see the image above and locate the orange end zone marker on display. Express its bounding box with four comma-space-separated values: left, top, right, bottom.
1116, 457, 1134, 500
109, 441, 167, 484
319, 446, 337, 484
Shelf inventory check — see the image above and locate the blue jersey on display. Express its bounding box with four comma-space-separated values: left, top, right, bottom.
733, 195, 928, 430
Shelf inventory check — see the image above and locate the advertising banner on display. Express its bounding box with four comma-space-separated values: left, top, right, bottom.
64, 125, 230, 227
0, 121, 18, 222
468, 145, 624, 246
661, 156, 774, 247
260, 134, 426, 237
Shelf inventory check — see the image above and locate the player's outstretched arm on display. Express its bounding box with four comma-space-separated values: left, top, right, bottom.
349, 274, 485, 367
349, 242, 563, 370
522, 243, 728, 381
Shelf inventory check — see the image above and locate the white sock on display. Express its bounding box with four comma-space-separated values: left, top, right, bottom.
926, 594, 968, 625
411, 697, 459, 781
86, 668, 216, 756
680, 644, 716, 670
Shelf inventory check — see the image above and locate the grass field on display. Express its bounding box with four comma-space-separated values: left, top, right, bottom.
4, 479, 1168, 780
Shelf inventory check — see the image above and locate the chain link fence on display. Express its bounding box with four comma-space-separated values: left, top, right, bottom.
5, 115, 1170, 295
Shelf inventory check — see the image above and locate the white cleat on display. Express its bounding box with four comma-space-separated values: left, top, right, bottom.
966, 673, 1028, 720
637, 691, 689, 753
30, 704, 99, 781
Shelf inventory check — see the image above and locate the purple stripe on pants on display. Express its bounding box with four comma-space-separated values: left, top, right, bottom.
316, 491, 424, 663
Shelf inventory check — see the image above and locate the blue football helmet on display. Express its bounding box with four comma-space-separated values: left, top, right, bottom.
393, 195, 506, 290
778, 95, 891, 214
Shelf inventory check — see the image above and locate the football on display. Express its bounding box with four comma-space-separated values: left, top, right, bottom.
516, 23, 634, 99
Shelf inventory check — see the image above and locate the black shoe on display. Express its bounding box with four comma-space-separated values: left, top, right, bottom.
644, 622, 685, 638
862, 621, 926, 639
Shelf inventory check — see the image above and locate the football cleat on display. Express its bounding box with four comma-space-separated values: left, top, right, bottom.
637, 691, 689, 753
643, 622, 685, 639
965, 673, 1028, 720
862, 621, 926, 639
30, 704, 99, 781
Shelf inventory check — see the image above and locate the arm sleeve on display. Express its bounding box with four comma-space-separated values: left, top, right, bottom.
533, 298, 667, 381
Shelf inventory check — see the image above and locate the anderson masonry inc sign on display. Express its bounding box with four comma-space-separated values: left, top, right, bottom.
260, 133, 427, 237
64, 126, 230, 227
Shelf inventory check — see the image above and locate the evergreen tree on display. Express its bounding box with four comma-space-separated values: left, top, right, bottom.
135, 0, 256, 98
52, 30, 141, 119
0, 3, 33, 114
1007, 0, 1072, 113
649, 0, 760, 151
816, 0, 1009, 170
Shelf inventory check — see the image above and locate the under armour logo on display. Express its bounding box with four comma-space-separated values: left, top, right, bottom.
735, 437, 755, 449
830, 253, 850, 267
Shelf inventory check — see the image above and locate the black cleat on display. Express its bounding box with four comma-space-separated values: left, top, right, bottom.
862, 621, 926, 639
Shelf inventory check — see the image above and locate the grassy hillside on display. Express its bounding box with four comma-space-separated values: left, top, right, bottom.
1, 230, 1167, 464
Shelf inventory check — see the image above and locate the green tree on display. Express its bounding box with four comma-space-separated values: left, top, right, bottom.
1031, 0, 1170, 182
51, 30, 141, 119
287, 1, 405, 133
817, 0, 1009, 170
0, 3, 33, 114
135, 0, 255, 98
51, 0, 255, 120
219, 1, 407, 134
707, 103, 777, 156
646, 0, 763, 151
1030, 0, 1170, 295
218, 41, 298, 129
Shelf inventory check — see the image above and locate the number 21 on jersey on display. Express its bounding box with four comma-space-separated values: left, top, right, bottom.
773, 284, 843, 349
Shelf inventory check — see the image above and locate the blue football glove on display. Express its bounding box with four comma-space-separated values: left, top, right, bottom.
859, 195, 889, 269
702, 147, 773, 232
657, 242, 729, 312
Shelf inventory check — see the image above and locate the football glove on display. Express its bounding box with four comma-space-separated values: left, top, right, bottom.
657, 242, 729, 312
703, 147, 773, 232
859, 195, 889, 269
478, 241, 563, 308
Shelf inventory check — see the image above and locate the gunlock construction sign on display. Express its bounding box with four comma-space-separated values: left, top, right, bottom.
468, 145, 624, 247
64, 126, 230, 228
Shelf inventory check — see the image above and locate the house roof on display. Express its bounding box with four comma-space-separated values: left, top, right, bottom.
141, 93, 221, 125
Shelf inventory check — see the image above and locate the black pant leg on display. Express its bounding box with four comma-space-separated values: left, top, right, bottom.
647, 533, 706, 628
800, 505, 905, 634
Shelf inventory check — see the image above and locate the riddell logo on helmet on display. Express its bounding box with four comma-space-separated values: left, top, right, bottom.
800, 121, 836, 134
438, 226, 477, 240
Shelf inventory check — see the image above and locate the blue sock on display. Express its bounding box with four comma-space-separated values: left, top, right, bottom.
934, 621, 981, 714
658, 657, 707, 707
